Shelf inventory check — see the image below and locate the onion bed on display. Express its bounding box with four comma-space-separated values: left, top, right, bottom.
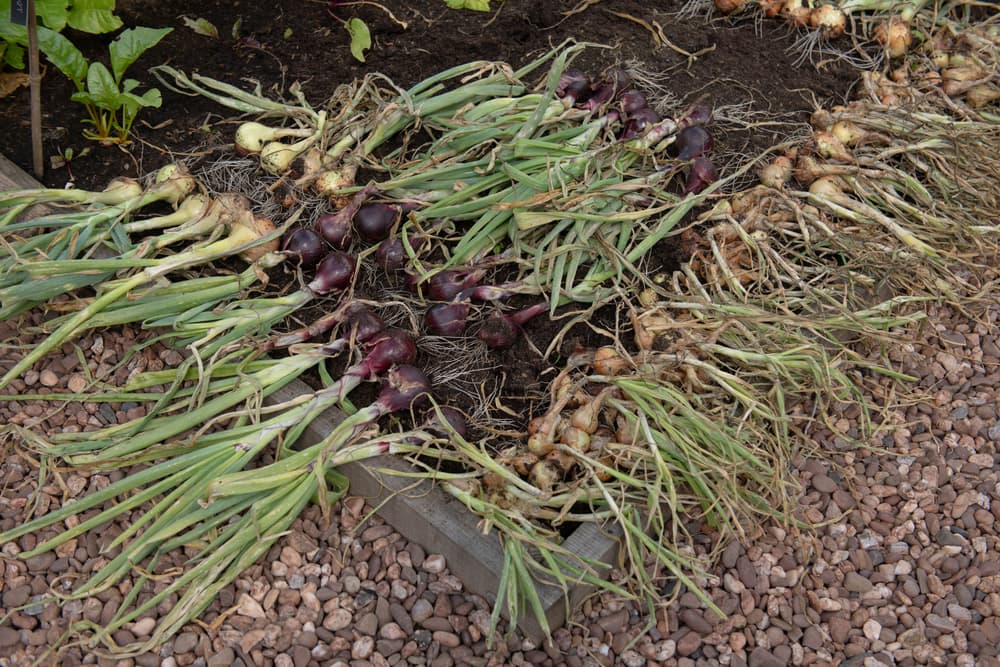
0, 30, 998, 657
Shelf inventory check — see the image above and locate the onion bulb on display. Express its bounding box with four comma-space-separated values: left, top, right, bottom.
814, 130, 853, 162
782, 0, 811, 27
760, 0, 783, 17
259, 136, 317, 175
966, 83, 1000, 108
809, 176, 846, 198
592, 346, 630, 376
236, 216, 279, 263
715, 0, 747, 13
234, 122, 313, 155
281, 228, 326, 269
529, 460, 561, 491
830, 120, 867, 147
809, 4, 846, 37
873, 17, 912, 59
760, 155, 793, 189
314, 165, 358, 197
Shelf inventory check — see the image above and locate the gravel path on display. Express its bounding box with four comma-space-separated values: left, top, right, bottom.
1, 301, 998, 667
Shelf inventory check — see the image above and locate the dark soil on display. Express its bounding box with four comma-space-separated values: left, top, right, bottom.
0, 0, 861, 424
2, 0, 858, 188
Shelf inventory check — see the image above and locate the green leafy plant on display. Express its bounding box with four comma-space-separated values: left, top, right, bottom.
444, 0, 493, 10
47, 26, 173, 143
0, 0, 121, 69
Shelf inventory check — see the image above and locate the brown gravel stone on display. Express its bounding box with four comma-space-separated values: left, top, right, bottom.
811, 474, 838, 493
675, 630, 701, 656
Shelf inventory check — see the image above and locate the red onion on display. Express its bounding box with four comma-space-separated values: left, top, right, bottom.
315, 184, 377, 248
477, 302, 548, 349
674, 126, 714, 160
281, 228, 326, 270
424, 302, 470, 337
621, 108, 660, 139
678, 103, 713, 129
354, 203, 400, 243
683, 157, 718, 195
271, 304, 383, 351
557, 69, 593, 105
422, 406, 469, 440
357, 328, 417, 378
620, 90, 649, 116
378, 365, 432, 412
307, 252, 356, 295
584, 83, 615, 111
604, 67, 632, 96
375, 236, 425, 272
316, 211, 353, 249
427, 269, 485, 301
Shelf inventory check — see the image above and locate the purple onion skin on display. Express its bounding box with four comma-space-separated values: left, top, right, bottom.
557, 69, 592, 105
315, 212, 353, 249
620, 90, 648, 116
603, 67, 632, 98
675, 126, 714, 161
315, 184, 378, 248
621, 108, 661, 140
427, 269, 484, 302
378, 365, 432, 412
282, 228, 327, 270
348, 308, 387, 344
358, 328, 417, 378
684, 158, 719, 195
477, 302, 549, 350
354, 204, 400, 243
307, 252, 356, 295
375, 238, 407, 272
424, 302, 470, 337
423, 406, 469, 440
375, 235, 425, 272
477, 312, 519, 349
677, 103, 713, 130
583, 83, 615, 111
271, 304, 382, 351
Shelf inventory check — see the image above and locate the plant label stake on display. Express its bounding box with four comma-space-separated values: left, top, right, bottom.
11, 0, 44, 177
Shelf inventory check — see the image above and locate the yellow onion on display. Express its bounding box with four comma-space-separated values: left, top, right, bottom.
259, 136, 317, 175
874, 17, 912, 59
760, 0, 783, 17
715, 0, 746, 13
782, 0, 811, 27
809, 176, 846, 198
810, 109, 835, 130
830, 120, 867, 147
616, 413, 637, 444
314, 164, 358, 198
760, 155, 793, 189
966, 84, 1000, 108
814, 130, 853, 162
793, 153, 825, 186
809, 4, 846, 37
234, 122, 313, 155
570, 387, 613, 435
529, 460, 561, 491
592, 346, 630, 376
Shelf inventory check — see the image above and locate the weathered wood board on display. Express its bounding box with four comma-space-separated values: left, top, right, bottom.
0, 153, 622, 640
